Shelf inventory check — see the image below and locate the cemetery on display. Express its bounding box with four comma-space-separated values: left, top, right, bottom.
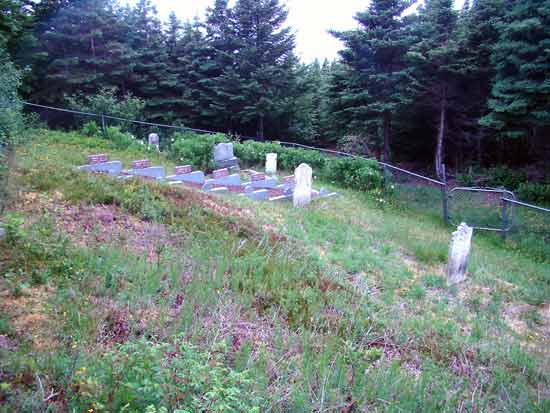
76, 142, 338, 205
0, 128, 548, 413
1, 0, 548, 410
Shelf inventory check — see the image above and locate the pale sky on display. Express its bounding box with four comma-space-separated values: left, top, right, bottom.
128, 0, 466, 62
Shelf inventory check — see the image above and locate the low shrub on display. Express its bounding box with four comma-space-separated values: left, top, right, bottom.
516, 182, 550, 205
168, 131, 226, 170
70, 337, 263, 412
80, 121, 100, 137
103, 126, 140, 150
168, 132, 386, 191
485, 166, 528, 190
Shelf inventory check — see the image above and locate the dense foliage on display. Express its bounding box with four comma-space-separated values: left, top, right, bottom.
167, 131, 385, 192
1, 0, 548, 181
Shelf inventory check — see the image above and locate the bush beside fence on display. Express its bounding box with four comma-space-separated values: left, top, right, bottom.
168, 131, 385, 192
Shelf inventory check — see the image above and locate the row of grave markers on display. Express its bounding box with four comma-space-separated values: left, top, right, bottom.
78, 153, 337, 205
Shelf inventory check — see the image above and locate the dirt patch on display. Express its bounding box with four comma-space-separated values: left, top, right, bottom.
0, 285, 58, 350
26, 198, 182, 260
160, 185, 285, 243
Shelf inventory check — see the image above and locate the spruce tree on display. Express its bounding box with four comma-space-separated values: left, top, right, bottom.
331, 0, 414, 161
407, 0, 462, 179
31, 0, 128, 103
457, 0, 505, 165
480, 0, 550, 140
225, 0, 296, 139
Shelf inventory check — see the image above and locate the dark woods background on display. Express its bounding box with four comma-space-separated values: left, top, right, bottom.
1, 0, 549, 179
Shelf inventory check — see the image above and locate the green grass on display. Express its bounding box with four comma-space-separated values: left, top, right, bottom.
0, 129, 548, 412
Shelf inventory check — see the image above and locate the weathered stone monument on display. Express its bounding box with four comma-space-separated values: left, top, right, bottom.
293, 163, 313, 208
447, 222, 473, 285
265, 153, 277, 175
148, 133, 160, 151
213, 142, 239, 169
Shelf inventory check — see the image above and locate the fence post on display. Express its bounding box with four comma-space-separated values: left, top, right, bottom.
101, 114, 106, 135
501, 197, 508, 240
441, 164, 449, 224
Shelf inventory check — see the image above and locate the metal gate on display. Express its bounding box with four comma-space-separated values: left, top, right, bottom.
448, 187, 516, 234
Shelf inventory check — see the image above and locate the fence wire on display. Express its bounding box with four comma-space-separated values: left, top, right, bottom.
503, 198, 550, 262
19, 101, 549, 260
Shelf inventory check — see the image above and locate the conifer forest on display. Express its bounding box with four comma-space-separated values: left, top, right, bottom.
1, 0, 549, 178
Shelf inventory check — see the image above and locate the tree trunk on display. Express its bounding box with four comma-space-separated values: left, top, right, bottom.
435, 90, 447, 181
476, 132, 482, 166
257, 114, 265, 141
2, 143, 16, 212
383, 111, 391, 162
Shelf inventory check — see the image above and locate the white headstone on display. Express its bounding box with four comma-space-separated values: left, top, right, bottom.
265, 153, 277, 175
148, 133, 160, 151
148, 133, 159, 145
447, 223, 473, 286
293, 163, 313, 208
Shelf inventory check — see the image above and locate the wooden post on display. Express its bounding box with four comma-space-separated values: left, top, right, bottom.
501, 198, 509, 240
441, 164, 449, 224
101, 114, 106, 135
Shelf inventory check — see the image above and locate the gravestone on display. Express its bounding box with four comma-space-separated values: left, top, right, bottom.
318, 187, 338, 199
88, 154, 108, 164
166, 165, 205, 186
244, 186, 270, 201
0, 223, 5, 240
202, 168, 241, 191
293, 163, 313, 208
248, 172, 278, 189
213, 143, 239, 169
279, 175, 296, 194
78, 154, 122, 176
174, 165, 192, 175
148, 133, 160, 151
447, 223, 473, 286
132, 159, 151, 169
266, 153, 277, 175
126, 160, 165, 180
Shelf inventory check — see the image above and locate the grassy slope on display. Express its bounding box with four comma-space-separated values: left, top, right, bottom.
0, 129, 548, 412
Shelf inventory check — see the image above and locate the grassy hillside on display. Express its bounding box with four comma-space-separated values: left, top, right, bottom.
0, 130, 548, 412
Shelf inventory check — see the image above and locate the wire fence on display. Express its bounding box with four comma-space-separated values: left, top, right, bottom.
19, 101, 550, 261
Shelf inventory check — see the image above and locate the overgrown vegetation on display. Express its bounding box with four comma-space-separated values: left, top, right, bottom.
0, 130, 548, 412
169, 131, 385, 192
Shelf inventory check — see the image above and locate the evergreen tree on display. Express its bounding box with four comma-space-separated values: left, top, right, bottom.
332, 0, 414, 161
407, 0, 462, 179
480, 0, 550, 141
457, 0, 505, 165
31, 0, 129, 103
225, 0, 296, 139
123, 0, 170, 121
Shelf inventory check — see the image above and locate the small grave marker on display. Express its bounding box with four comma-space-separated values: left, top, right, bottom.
266, 153, 277, 175
447, 223, 473, 286
174, 165, 193, 175
88, 154, 108, 164
251, 173, 266, 182
132, 160, 151, 170
293, 163, 313, 208
213, 168, 230, 179
148, 133, 159, 145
